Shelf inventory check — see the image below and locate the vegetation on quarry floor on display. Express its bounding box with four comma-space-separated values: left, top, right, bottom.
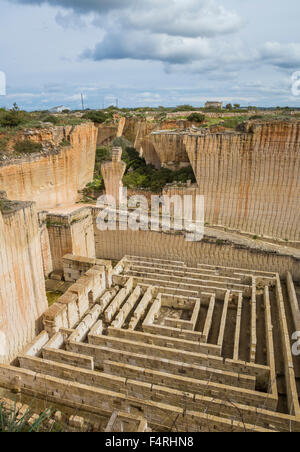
46, 291, 62, 307
0, 401, 56, 432
81, 138, 196, 202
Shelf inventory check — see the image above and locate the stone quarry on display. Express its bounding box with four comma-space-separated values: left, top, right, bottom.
0, 115, 299, 432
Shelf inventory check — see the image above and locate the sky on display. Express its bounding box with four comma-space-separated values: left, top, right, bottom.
0, 0, 300, 110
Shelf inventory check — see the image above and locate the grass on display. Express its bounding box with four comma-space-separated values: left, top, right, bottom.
0, 107, 88, 132
14, 140, 43, 154
60, 139, 70, 147
46, 291, 62, 307
0, 400, 54, 432
0, 199, 14, 213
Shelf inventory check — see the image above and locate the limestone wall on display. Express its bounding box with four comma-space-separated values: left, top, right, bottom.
0, 202, 48, 363
0, 123, 97, 209
38, 212, 53, 277
151, 121, 300, 241
93, 226, 300, 281
133, 119, 194, 169
46, 207, 95, 272
96, 125, 118, 146
151, 132, 190, 169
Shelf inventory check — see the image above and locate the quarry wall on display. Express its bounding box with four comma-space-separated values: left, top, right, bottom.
151, 132, 190, 169
151, 121, 300, 241
93, 221, 300, 281
96, 125, 118, 147
46, 207, 95, 272
0, 201, 48, 363
0, 123, 97, 209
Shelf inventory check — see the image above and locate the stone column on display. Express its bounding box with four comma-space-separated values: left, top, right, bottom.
101, 147, 126, 205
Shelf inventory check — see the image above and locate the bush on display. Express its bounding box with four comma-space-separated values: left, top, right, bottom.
82, 110, 111, 124
112, 136, 132, 152
187, 113, 205, 123
0, 401, 53, 432
0, 137, 9, 152
249, 115, 264, 120
174, 105, 196, 112
42, 115, 60, 125
94, 147, 112, 178
222, 116, 248, 129
122, 147, 196, 192
0, 104, 29, 128
14, 140, 43, 154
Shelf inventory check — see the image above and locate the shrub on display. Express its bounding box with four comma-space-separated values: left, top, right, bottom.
174, 105, 196, 112
14, 140, 43, 154
60, 139, 70, 147
42, 115, 60, 125
222, 116, 248, 129
249, 115, 264, 120
0, 104, 29, 128
0, 401, 53, 432
0, 137, 9, 152
94, 147, 112, 178
82, 110, 111, 124
122, 147, 196, 192
187, 113, 205, 123
112, 136, 132, 152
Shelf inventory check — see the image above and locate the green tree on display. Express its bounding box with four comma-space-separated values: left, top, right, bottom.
187, 113, 205, 123
0, 104, 29, 127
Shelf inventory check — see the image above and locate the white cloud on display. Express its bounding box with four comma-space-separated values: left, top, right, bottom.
14, 0, 244, 69
120, 0, 243, 38
260, 42, 300, 69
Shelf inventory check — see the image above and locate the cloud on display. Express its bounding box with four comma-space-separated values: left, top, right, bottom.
55, 11, 87, 28
259, 42, 300, 69
13, 0, 246, 72
82, 31, 213, 65
11, 0, 134, 14
119, 0, 243, 38
14, 0, 243, 37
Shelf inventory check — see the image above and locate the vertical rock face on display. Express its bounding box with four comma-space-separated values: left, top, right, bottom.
150, 132, 190, 169
101, 147, 126, 204
96, 125, 119, 146
0, 123, 98, 209
38, 212, 53, 277
46, 207, 96, 272
0, 202, 48, 363
184, 121, 300, 240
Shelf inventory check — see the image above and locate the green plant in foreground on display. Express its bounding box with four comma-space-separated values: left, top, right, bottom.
0, 401, 53, 432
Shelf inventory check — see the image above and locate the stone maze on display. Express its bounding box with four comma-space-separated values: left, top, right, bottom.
1, 254, 300, 432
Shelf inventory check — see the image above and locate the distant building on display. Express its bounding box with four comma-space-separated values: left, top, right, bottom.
205, 101, 223, 109
49, 105, 70, 113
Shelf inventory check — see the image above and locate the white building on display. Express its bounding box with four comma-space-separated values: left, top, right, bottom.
49, 105, 70, 113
